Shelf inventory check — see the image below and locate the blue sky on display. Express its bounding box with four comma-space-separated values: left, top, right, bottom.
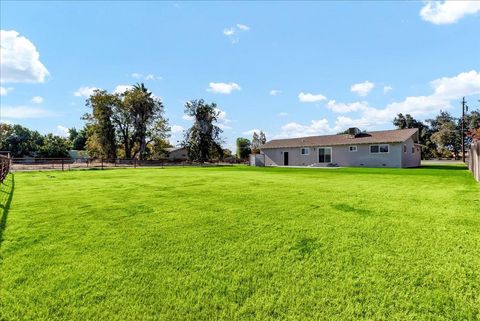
1, 1, 480, 150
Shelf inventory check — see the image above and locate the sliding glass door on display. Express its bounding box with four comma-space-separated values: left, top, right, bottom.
318, 147, 332, 163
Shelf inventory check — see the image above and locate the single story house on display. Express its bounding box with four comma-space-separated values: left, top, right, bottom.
165, 147, 189, 161
260, 128, 421, 168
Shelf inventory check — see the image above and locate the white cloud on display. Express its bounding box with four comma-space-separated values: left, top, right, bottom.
330, 70, 480, 125
430, 69, 480, 99
351, 81, 375, 96
269, 89, 281, 96
223, 23, 250, 44
383, 85, 393, 94
0, 86, 14, 96
243, 129, 260, 136
274, 70, 480, 139
1, 106, 53, 119
326, 100, 370, 113
0, 30, 49, 83
171, 125, 184, 134
31, 96, 44, 104
56, 125, 69, 137
420, 1, 480, 24
223, 28, 235, 36
207, 82, 241, 94
113, 85, 133, 94
278, 112, 288, 117
74, 86, 98, 97
275, 116, 375, 139
298, 92, 327, 103
131, 73, 161, 81
236, 24, 250, 31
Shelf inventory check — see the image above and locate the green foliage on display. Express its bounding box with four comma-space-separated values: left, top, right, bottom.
236, 137, 251, 159
0, 124, 70, 158
85, 90, 117, 159
124, 83, 169, 159
1, 166, 479, 320
68, 127, 88, 150
84, 84, 169, 160
184, 99, 223, 162
0, 124, 44, 157
427, 111, 461, 158
38, 134, 71, 158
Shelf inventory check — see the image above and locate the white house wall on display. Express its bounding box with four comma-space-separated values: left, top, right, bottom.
262, 142, 414, 168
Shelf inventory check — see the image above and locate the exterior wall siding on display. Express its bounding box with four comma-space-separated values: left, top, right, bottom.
262, 142, 414, 168
167, 148, 188, 161
400, 137, 421, 167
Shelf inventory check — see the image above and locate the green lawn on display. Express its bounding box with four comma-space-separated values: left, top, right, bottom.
1, 165, 479, 320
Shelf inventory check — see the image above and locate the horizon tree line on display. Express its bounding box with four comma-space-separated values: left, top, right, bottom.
1, 91, 479, 161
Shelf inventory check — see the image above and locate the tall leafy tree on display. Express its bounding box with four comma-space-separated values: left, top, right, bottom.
427, 111, 461, 158
463, 110, 480, 146
69, 127, 88, 150
124, 83, 169, 160
259, 131, 267, 145
84, 90, 117, 159
251, 132, 260, 154
0, 124, 44, 157
236, 137, 251, 159
184, 99, 223, 162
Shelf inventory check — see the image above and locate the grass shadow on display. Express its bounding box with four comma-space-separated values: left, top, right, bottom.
332, 203, 373, 216
0, 174, 15, 249
419, 165, 468, 171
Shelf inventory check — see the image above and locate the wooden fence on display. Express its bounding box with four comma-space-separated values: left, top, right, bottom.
0, 155, 11, 184
10, 158, 234, 171
468, 142, 480, 182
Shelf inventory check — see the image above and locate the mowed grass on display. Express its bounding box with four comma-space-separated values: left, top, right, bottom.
1, 165, 479, 321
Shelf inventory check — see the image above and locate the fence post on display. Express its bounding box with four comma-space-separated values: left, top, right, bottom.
101, 158, 104, 170
62, 159, 64, 171
134, 159, 137, 168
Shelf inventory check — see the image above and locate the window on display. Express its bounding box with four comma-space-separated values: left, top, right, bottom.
411, 147, 415, 153
318, 147, 332, 163
301, 148, 310, 155
349, 146, 357, 152
370, 144, 389, 153
403, 145, 407, 153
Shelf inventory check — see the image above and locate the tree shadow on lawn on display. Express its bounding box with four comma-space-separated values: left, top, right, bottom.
419, 165, 468, 171
0, 174, 14, 249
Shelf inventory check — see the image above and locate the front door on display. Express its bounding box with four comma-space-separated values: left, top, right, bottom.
283, 152, 289, 166
318, 148, 332, 163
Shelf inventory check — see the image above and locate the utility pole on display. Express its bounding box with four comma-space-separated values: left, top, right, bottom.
461, 97, 468, 163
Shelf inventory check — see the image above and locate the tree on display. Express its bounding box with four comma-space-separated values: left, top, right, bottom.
427, 111, 461, 158
0, 124, 44, 157
259, 131, 267, 145
124, 83, 169, 160
251, 132, 260, 154
184, 99, 223, 162
69, 127, 87, 150
463, 110, 480, 146
38, 134, 71, 158
236, 137, 251, 159
85, 90, 117, 159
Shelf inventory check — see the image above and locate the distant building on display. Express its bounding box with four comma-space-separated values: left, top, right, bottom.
165, 147, 189, 161
259, 128, 421, 168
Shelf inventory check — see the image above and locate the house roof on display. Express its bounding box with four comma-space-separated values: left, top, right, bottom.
166, 147, 187, 152
260, 128, 419, 149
